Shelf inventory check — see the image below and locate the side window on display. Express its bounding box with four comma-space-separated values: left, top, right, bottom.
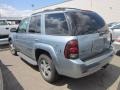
17, 18, 29, 33
29, 15, 41, 33
45, 13, 69, 35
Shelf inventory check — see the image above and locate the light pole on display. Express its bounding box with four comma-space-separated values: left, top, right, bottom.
0, 8, 1, 17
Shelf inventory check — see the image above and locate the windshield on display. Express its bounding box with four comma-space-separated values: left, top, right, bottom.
111, 24, 120, 30
108, 22, 118, 27
66, 11, 106, 35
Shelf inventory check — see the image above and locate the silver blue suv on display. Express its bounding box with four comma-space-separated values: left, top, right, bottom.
9, 8, 113, 83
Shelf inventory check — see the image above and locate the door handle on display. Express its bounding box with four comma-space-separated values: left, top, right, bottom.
35, 39, 39, 42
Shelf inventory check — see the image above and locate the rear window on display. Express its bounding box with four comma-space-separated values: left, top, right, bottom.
66, 11, 105, 35
45, 13, 69, 35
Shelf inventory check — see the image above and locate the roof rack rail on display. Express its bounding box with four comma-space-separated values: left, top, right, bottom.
54, 7, 80, 10
32, 7, 80, 15
42, 7, 67, 12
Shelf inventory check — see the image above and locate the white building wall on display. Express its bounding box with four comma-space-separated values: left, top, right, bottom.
92, 0, 120, 23
33, 0, 120, 23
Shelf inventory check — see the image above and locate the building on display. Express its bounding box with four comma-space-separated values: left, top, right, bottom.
0, 17, 22, 25
33, 0, 120, 23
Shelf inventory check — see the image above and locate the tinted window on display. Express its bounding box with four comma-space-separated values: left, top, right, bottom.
66, 11, 105, 35
45, 13, 69, 35
17, 18, 29, 33
29, 15, 41, 33
0, 20, 8, 25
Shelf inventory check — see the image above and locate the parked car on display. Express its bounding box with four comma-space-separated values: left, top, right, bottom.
113, 37, 120, 55
108, 22, 119, 28
0, 18, 21, 45
9, 8, 113, 83
108, 22, 120, 41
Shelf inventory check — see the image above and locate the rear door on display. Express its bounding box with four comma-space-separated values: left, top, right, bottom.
23, 15, 42, 59
66, 11, 110, 60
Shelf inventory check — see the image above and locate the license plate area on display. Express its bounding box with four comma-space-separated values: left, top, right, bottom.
92, 38, 104, 53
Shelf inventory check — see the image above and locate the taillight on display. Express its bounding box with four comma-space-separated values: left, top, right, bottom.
64, 40, 79, 59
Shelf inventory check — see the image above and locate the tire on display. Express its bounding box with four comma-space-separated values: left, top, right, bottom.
101, 63, 109, 70
38, 54, 58, 83
116, 51, 120, 56
110, 33, 112, 43
9, 40, 17, 55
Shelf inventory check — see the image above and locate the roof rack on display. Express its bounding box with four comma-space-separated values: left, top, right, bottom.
32, 7, 80, 15
55, 7, 80, 11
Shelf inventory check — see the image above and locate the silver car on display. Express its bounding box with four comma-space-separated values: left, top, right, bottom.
9, 8, 113, 83
0, 19, 20, 45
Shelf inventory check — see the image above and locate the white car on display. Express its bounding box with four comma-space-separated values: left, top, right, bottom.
108, 23, 120, 41
113, 37, 120, 55
0, 20, 19, 45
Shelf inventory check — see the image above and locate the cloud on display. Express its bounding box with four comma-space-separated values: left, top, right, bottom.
0, 4, 32, 17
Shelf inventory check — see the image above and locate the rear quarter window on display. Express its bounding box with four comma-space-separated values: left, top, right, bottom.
45, 13, 69, 35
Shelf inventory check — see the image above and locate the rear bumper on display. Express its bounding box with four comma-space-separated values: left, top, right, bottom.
0, 38, 8, 45
59, 49, 113, 78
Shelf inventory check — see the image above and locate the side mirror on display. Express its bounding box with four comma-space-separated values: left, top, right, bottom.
10, 28, 17, 32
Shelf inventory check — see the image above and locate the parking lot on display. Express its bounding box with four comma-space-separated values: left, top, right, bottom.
0, 46, 120, 90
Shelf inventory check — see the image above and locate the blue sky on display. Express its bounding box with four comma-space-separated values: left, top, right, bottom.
0, 0, 66, 10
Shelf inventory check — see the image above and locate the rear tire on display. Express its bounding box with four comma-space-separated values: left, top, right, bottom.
38, 54, 58, 83
9, 40, 17, 55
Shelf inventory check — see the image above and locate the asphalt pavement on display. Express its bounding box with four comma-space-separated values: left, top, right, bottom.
0, 47, 120, 90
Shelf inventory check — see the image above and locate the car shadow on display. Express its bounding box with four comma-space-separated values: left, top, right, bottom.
117, 81, 120, 90
53, 64, 120, 90
116, 51, 120, 56
20, 58, 39, 71
0, 60, 24, 90
18, 57, 120, 90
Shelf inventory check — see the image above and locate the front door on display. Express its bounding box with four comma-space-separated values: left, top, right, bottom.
14, 18, 30, 53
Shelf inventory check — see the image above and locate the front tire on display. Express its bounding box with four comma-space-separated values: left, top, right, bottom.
9, 40, 17, 55
38, 54, 58, 83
